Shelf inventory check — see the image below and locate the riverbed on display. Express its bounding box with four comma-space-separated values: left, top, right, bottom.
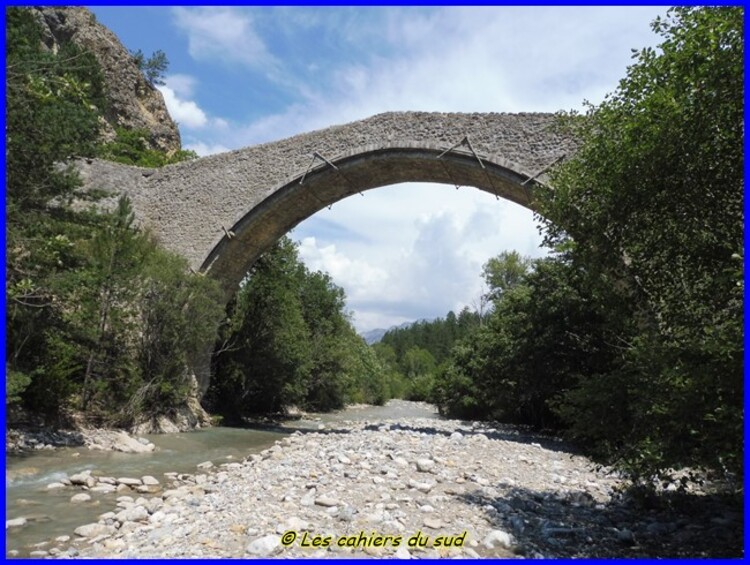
9, 400, 740, 558
5, 400, 440, 556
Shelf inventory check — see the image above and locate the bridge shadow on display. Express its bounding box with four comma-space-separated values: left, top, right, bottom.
457, 485, 743, 558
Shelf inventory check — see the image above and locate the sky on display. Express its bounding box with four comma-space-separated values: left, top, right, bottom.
89, 6, 668, 333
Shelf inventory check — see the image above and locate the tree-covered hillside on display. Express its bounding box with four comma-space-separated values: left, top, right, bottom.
6, 7, 222, 429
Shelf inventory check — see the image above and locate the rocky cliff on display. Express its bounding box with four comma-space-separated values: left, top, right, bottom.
32, 6, 181, 154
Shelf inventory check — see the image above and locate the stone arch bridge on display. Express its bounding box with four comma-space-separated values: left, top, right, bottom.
78, 111, 577, 298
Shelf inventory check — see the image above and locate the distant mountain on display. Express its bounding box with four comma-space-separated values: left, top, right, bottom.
361, 328, 388, 345
360, 321, 417, 345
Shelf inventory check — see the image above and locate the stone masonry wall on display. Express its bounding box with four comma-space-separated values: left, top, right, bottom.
77, 111, 577, 289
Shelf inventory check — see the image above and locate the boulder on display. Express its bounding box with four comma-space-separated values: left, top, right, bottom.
246, 535, 282, 557
482, 530, 514, 550
74, 522, 112, 538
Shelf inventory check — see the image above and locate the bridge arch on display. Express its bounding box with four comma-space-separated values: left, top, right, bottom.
202, 142, 542, 295
77, 111, 577, 299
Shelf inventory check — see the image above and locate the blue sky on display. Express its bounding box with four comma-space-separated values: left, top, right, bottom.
89, 6, 668, 332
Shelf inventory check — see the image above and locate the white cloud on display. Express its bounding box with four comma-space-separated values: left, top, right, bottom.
295, 184, 547, 332
164, 6, 667, 331
158, 75, 232, 138
298, 237, 389, 301
163, 73, 196, 98
184, 140, 230, 157
172, 7, 276, 69
157, 84, 207, 129
215, 6, 664, 148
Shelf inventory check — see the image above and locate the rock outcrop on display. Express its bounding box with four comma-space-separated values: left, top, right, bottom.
32, 6, 181, 154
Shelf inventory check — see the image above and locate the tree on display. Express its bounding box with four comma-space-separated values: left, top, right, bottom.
208, 236, 392, 420
131, 49, 168, 86
538, 7, 743, 479
482, 251, 533, 303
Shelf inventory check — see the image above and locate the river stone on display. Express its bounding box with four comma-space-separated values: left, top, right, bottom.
162, 488, 188, 500
104, 538, 127, 551
90, 484, 116, 494
74, 522, 111, 538
337, 506, 356, 522
616, 529, 635, 544
117, 477, 142, 487
315, 496, 340, 507
29, 551, 49, 558
98, 476, 117, 485
68, 471, 91, 483
6, 517, 27, 528
55, 535, 70, 543
395, 545, 412, 559
110, 431, 155, 453
286, 517, 311, 531
407, 479, 434, 493
46, 482, 67, 490
246, 534, 281, 556
416, 458, 435, 472
391, 456, 408, 467
71, 474, 97, 488
70, 493, 92, 503
423, 517, 442, 530
136, 484, 159, 494
197, 461, 214, 470
115, 505, 149, 523
141, 475, 160, 486
483, 530, 514, 550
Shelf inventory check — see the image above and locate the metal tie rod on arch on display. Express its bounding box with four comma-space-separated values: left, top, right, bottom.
299, 150, 364, 209
521, 153, 567, 186
437, 135, 506, 198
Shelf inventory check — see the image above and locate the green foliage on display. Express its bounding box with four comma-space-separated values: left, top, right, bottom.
208, 237, 392, 421
537, 7, 743, 480
435, 253, 618, 428
7, 196, 224, 423
435, 7, 744, 484
441, 11, 745, 472
380, 308, 480, 367
98, 128, 198, 167
376, 308, 482, 402
6, 371, 32, 406
131, 48, 168, 86
482, 250, 533, 302
5, 9, 223, 426
6, 8, 106, 212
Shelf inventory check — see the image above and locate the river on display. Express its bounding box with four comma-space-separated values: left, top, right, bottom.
5, 400, 440, 556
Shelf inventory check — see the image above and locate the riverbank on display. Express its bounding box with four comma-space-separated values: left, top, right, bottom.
12, 402, 741, 559
6, 427, 157, 454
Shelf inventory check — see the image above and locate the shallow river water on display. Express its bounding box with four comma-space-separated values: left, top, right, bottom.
5, 400, 440, 555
